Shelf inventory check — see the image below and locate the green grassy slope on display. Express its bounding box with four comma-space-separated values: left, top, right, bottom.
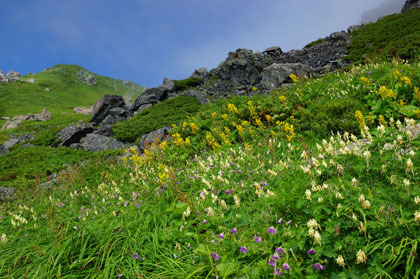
0, 64, 146, 118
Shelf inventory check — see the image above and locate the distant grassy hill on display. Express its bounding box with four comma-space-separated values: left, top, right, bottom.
0, 64, 146, 118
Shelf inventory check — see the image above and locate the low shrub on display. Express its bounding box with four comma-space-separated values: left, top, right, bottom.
174, 77, 202, 91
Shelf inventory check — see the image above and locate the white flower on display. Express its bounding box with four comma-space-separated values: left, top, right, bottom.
352, 178, 358, 187
356, 250, 367, 264
358, 194, 365, 203
377, 125, 386, 137
0, 233, 7, 244
305, 190, 312, 201
403, 179, 410, 188
183, 206, 191, 218
414, 211, 420, 223
314, 231, 322, 246
407, 158, 414, 173
414, 196, 420, 205
336, 255, 345, 267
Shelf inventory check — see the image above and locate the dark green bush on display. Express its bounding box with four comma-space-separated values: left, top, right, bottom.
345, 9, 420, 64
112, 95, 201, 142
174, 77, 202, 91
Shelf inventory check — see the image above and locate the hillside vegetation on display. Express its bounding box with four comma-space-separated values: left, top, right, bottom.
0, 64, 145, 118
1, 8, 420, 279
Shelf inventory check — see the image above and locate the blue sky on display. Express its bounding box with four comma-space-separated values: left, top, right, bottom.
0, 0, 404, 87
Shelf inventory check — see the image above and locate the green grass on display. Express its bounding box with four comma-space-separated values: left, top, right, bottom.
345, 8, 420, 63
174, 77, 202, 91
0, 64, 146, 118
112, 95, 202, 142
304, 38, 324, 48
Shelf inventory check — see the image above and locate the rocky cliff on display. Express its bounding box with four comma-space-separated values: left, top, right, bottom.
402, 0, 420, 12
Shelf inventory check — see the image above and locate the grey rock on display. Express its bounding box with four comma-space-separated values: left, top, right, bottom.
91, 95, 126, 125
0, 144, 7, 155
80, 134, 125, 151
191, 68, 208, 80
181, 90, 209, 104
57, 123, 94, 147
37, 108, 52, 121
3, 134, 35, 149
402, 0, 420, 12
0, 187, 16, 202
21, 142, 34, 148
260, 63, 314, 90
1, 120, 22, 130
134, 104, 152, 115
162, 78, 176, 92
77, 70, 97, 85
0, 70, 21, 83
39, 181, 53, 189
74, 106, 93, 115
138, 126, 172, 153
26, 78, 36, 84
263, 46, 283, 59
132, 86, 169, 112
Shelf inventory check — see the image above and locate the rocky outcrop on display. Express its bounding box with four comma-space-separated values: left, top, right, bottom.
181, 90, 209, 104
138, 126, 172, 152
1, 108, 52, 130
0, 187, 16, 202
131, 87, 169, 112
79, 134, 125, 151
162, 78, 176, 92
402, 0, 420, 12
77, 70, 97, 85
26, 78, 36, 83
1, 120, 22, 130
91, 95, 126, 125
0, 70, 21, 83
56, 123, 94, 147
259, 63, 314, 90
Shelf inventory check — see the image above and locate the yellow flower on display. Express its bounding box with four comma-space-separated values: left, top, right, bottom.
222, 114, 228, 120
211, 112, 217, 118
289, 74, 298, 83
227, 103, 239, 114
279, 95, 287, 102
360, 76, 368, 84
401, 76, 412, 86
265, 114, 273, 122
252, 86, 258, 91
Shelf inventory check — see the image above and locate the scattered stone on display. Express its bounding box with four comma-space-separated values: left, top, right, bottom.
26, 78, 36, 83
138, 126, 172, 153
56, 123, 94, 147
74, 106, 93, 115
259, 63, 314, 90
1, 117, 10, 120
80, 134, 125, 151
77, 70, 97, 85
0, 144, 7, 155
1, 120, 22, 130
3, 134, 35, 149
91, 95, 126, 125
37, 108, 52, 121
0, 187, 16, 202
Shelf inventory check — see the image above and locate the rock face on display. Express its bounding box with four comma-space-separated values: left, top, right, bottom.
56, 123, 94, 147
138, 126, 172, 152
162, 78, 176, 92
77, 70, 97, 85
0, 70, 21, 83
80, 134, 125, 151
91, 95, 126, 125
131, 87, 169, 112
402, 0, 420, 12
260, 63, 314, 90
0, 187, 16, 202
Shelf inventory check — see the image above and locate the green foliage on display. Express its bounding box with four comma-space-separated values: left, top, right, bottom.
0, 146, 121, 189
345, 9, 420, 63
305, 38, 324, 48
112, 95, 202, 142
174, 77, 202, 91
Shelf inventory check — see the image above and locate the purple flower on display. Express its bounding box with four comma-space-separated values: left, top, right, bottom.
277, 219, 282, 224
267, 227, 277, 234
254, 234, 261, 243
268, 259, 276, 267
275, 247, 285, 255
286, 221, 291, 225
238, 170, 242, 174
211, 253, 220, 261
225, 190, 231, 195
132, 253, 139, 259
282, 263, 290, 270
240, 246, 248, 253
124, 201, 129, 207
218, 233, 224, 239
272, 253, 280, 260
210, 165, 214, 168
60, 203, 64, 207
313, 263, 324, 271
221, 171, 225, 175
118, 274, 122, 278
203, 220, 208, 224
273, 268, 283, 276
230, 228, 237, 234
141, 257, 145, 261
263, 182, 267, 186
307, 249, 316, 255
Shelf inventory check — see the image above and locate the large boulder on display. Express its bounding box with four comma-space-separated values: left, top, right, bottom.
181, 90, 209, 104
131, 86, 169, 112
91, 95, 126, 125
80, 134, 125, 151
162, 78, 176, 92
402, 0, 420, 12
57, 123, 94, 147
0, 187, 16, 202
259, 63, 314, 90
138, 126, 172, 153
191, 68, 208, 80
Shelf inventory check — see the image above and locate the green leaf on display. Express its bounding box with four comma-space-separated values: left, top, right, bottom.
216, 262, 236, 277
399, 105, 419, 117
193, 244, 208, 256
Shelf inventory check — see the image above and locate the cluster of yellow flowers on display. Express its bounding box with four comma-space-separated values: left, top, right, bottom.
289, 74, 298, 84
205, 132, 220, 149
172, 133, 190, 147
378, 85, 397, 100
360, 76, 369, 84
355, 110, 366, 129
276, 120, 295, 141
227, 103, 239, 114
